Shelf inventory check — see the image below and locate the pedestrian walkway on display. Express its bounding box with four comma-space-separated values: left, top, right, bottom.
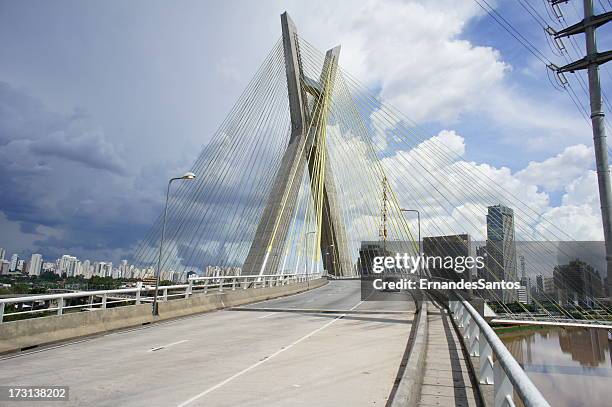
418, 303, 483, 407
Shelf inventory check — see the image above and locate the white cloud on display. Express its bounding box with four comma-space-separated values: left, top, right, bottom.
537, 205, 603, 241
388, 129, 465, 171
534, 169, 603, 240
298, 0, 505, 123
294, 0, 587, 152
561, 169, 599, 208
516, 144, 593, 192
377, 129, 603, 241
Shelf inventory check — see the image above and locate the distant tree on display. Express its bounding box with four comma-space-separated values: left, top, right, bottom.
39, 271, 61, 282
86, 276, 124, 289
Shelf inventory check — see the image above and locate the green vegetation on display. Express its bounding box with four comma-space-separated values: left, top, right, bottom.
489, 301, 538, 313
0, 273, 149, 296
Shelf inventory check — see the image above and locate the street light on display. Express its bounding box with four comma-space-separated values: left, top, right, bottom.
152, 172, 197, 316
400, 208, 421, 278
327, 243, 335, 275
305, 231, 316, 288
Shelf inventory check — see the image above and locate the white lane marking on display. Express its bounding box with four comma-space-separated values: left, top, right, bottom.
257, 312, 276, 319
176, 299, 363, 407
148, 339, 189, 352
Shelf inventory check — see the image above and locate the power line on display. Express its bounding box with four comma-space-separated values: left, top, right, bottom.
473, 0, 552, 65
518, 0, 550, 28
505, 0, 612, 136
475, 0, 597, 128
550, 1, 612, 133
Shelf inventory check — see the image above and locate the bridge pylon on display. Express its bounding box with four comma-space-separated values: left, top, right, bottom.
242, 12, 352, 277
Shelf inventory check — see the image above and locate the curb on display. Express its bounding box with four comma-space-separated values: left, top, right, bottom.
389, 301, 428, 407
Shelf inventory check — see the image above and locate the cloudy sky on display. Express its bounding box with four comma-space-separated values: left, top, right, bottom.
1, 0, 611, 263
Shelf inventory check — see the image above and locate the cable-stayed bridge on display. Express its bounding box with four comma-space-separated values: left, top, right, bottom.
1, 12, 611, 407
125, 12, 611, 326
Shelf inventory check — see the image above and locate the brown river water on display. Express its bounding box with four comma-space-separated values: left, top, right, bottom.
500, 326, 612, 407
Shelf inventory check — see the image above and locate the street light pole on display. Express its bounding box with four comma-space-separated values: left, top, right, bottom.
400, 209, 421, 278
328, 243, 335, 276
152, 172, 196, 316
305, 231, 316, 288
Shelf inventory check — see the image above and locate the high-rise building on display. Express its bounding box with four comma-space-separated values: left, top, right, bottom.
95, 262, 112, 277
174, 271, 187, 283
543, 276, 555, 293
93, 261, 112, 277
28, 254, 43, 276
120, 260, 130, 278
9, 254, 19, 272
422, 234, 471, 283
357, 242, 386, 276
536, 274, 544, 293
58, 255, 78, 277
203, 265, 242, 278
553, 259, 603, 308
93, 262, 102, 276
518, 255, 531, 304
484, 205, 518, 303
518, 286, 530, 305
74, 261, 83, 276
42, 262, 55, 274
0, 260, 9, 275
356, 241, 413, 276
81, 260, 91, 278
475, 245, 487, 280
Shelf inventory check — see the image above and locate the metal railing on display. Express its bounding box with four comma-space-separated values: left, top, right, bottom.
448, 299, 550, 407
0, 273, 321, 323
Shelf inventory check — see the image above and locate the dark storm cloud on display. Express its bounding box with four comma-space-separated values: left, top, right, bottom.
0, 81, 161, 260
0, 82, 127, 175
0, 1, 288, 262
30, 130, 127, 175
0, 82, 65, 145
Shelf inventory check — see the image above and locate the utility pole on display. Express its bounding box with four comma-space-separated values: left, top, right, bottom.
380, 176, 389, 255
553, 0, 612, 297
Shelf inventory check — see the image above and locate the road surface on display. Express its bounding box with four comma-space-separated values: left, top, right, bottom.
0, 280, 416, 406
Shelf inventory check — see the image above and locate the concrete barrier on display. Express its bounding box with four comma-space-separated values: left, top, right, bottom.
0, 278, 327, 354
389, 301, 428, 407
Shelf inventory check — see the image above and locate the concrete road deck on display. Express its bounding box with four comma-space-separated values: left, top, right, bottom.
0, 281, 416, 407
418, 303, 482, 407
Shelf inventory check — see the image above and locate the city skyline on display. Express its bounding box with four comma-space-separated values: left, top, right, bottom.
1, 1, 611, 264
0, 244, 246, 284
0, 4, 609, 407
